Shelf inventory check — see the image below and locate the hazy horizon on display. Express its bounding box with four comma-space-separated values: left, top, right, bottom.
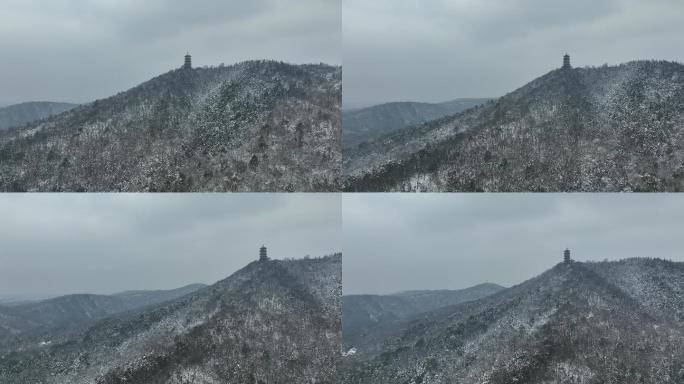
343, 194, 684, 295
0, 194, 341, 298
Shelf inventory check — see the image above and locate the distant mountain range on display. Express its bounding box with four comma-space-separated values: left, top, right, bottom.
0, 254, 341, 383
0, 284, 207, 351
343, 258, 684, 384
343, 283, 504, 359
344, 60, 684, 192
0, 102, 78, 131
0, 60, 341, 192
342, 99, 490, 148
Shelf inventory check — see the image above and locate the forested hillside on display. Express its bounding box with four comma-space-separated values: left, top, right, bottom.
0, 61, 341, 192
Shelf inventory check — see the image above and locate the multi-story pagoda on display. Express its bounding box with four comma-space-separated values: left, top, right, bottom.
562, 54, 571, 69
184, 53, 192, 69
563, 248, 572, 263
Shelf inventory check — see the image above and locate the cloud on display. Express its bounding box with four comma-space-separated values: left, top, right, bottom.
0, 194, 341, 298
0, 0, 340, 105
343, 0, 684, 108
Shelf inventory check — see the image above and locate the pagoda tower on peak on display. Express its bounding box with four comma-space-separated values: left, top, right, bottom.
184, 53, 192, 69
562, 53, 571, 69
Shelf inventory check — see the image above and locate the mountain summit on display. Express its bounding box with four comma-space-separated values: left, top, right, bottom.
0, 60, 341, 192
345, 60, 684, 192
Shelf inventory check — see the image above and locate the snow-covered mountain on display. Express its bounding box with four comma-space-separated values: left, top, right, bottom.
343, 258, 684, 384
0, 60, 341, 191
0, 254, 341, 383
345, 60, 684, 192
0, 102, 78, 131
342, 99, 489, 149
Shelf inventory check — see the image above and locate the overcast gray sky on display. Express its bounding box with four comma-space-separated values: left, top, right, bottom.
0, 194, 340, 299
343, 194, 684, 295
343, 0, 684, 108
0, 0, 340, 106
